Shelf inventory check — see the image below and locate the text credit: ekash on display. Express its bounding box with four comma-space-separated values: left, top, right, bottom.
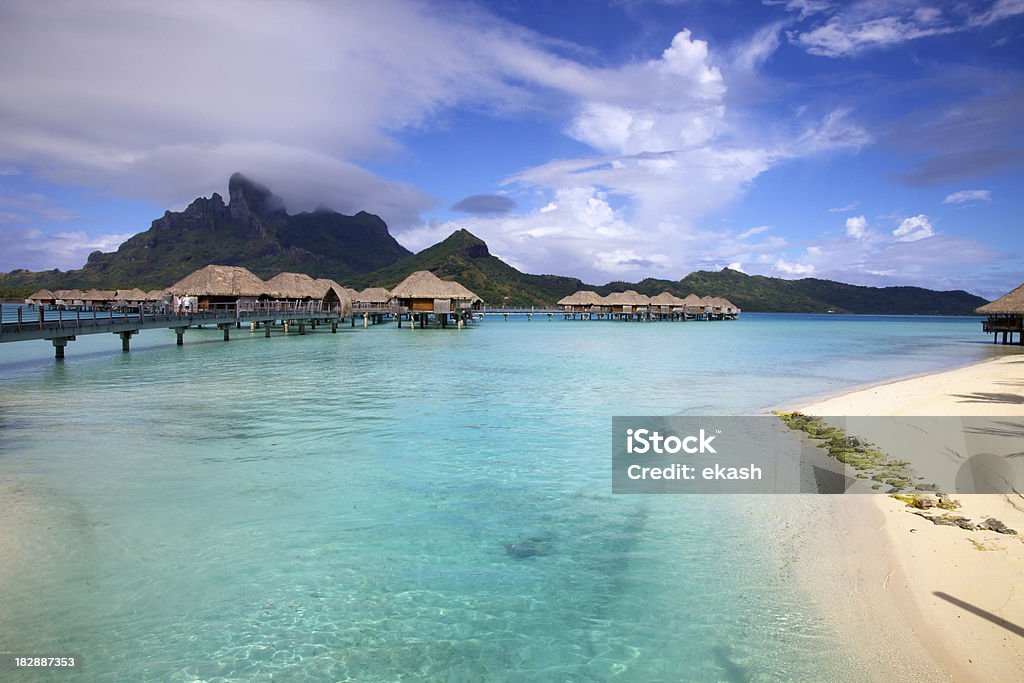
611, 416, 797, 494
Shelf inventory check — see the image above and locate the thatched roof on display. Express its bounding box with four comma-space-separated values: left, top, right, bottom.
355, 287, 391, 303
265, 272, 320, 299
603, 290, 650, 306
27, 288, 55, 301
169, 265, 268, 297
557, 290, 604, 306
313, 279, 353, 316
56, 289, 83, 300
681, 294, 703, 307
976, 284, 1024, 315
146, 289, 168, 301
649, 292, 685, 306
115, 288, 149, 301
80, 289, 115, 302
389, 270, 480, 302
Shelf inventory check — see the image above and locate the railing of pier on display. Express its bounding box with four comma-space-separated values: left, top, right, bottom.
0, 302, 334, 336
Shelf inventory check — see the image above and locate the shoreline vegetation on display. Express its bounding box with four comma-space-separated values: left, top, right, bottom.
788, 353, 1024, 681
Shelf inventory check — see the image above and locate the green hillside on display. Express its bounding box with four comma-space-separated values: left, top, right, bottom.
350, 229, 584, 307
0, 173, 410, 292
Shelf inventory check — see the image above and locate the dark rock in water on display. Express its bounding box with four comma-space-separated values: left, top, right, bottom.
953, 517, 976, 530
911, 495, 937, 509
979, 518, 1018, 535
711, 644, 750, 683
504, 537, 551, 559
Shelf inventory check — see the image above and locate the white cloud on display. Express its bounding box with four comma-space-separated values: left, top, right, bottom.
892, 214, 935, 242
0, 0, 591, 232
972, 0, 1024, 26
789, 1, 1024, 58
729, 22, 784, 73
737, 225, 771, 240
0, 225, 134, 272
773, 258, 816, 276
943, 189, 992, 205
0, 1, 876, 282
727, 261, 745, 272
763, 0, 832, 20
0, 188, 80, 224
845, 214, 869, 239
828, 201, 859, 212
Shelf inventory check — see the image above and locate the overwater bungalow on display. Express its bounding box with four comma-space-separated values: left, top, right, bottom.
976, 283, 1024, 345
263, 272, 353, 316
601, 290, 653, 319
313, 279, 354, 317
53, 289, 84, 306
718, 297, 741, 319
265, 272, 319, 302
25, 289, 56, 306
649, 292, 686, 319
168, 264, 268, 311
78, 289, 116, 307
353, 287, 391, 312
388, 270, 481, 328
114, 288, 149, 304
557, 291, 607, 317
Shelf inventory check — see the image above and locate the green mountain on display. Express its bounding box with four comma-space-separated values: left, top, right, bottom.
352, 232, 985, 314
349, 229, 585, 307
0, 174, 988, 314
0, 173, 410, 291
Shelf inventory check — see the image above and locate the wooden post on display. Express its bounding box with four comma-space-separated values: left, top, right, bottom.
51, 336, 73, 359
223, 326, 230, 341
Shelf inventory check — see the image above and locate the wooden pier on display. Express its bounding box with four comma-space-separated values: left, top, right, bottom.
0, 303, 344, 359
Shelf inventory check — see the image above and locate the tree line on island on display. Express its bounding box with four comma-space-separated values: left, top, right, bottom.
0, 174, 988, 315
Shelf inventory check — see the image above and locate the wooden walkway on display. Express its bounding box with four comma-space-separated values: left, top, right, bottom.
0, 304, 343, 359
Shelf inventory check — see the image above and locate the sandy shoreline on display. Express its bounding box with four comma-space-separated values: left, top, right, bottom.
791, 353, 1024, 681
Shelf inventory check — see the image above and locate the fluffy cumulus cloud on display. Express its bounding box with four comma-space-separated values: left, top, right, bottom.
845, 214, 869, 239
943, 189, 992, 204
892, 214, 935, 242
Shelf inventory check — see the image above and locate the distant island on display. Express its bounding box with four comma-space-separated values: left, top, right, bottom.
0, 173, 988, 315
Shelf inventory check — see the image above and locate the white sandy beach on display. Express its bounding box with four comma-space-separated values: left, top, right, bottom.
793, 353, 1024, 681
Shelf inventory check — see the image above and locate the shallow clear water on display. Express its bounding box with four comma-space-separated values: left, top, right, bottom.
0, 314, 1010, 681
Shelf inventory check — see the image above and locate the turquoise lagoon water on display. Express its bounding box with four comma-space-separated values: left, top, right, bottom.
0, 314, 1011, 681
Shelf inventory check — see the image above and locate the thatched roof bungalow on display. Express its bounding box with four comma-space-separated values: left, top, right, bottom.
718, 297, 740, 316
114, 288, 149, 303
557, 290, 605, 312
976, 283, 1024, 345
168, 264, 268, 309
80, 289, 116, 305
313, 279, 354, 317
353, 287, 391, 311
976, 283, 1024, 315
54, 289, 84, 305
265, 272, 320, 300
649, 292, 685, 311
681, 293, 703, 310
389, 270, 482, 314
603, 290, 650, 314
26, 288, 56, 305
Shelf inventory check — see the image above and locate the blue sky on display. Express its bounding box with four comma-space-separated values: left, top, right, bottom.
0, 0, 1021, 297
